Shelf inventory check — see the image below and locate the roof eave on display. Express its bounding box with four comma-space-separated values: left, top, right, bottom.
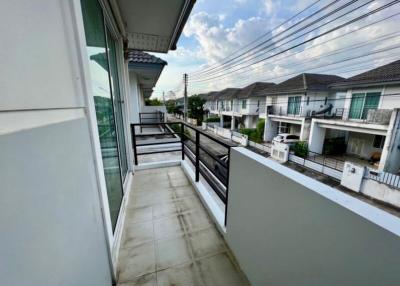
169, 0, 197, 50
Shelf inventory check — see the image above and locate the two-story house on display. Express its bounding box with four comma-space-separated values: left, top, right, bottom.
309, 60, 400, 172
261, 73, 344, 141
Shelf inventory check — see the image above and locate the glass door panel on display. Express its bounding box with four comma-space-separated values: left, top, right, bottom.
106, 29, 128, 181
349, 93, 365, 119
362, 92, 380, 119
81, 0, 123, 232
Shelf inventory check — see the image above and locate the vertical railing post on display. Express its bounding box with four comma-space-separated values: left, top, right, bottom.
195, 130, 200, 182
132, 125, 138, 166
224, 147, 231, 226
181, 123, 185, 161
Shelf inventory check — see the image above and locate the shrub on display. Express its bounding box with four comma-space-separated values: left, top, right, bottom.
256, 119, 265, 138
240, 128, 262, 143
205, 116, 220, 123
293, 141, 309, 158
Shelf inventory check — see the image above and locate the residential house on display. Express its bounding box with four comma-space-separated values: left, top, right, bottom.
261, 73, 344, 141
309, 60, 400, 172
234, 82, 276, 129
3, 1, 400, 285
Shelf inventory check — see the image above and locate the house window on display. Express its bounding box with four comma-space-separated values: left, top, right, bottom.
287, 96, 301, 115
373, 135, 385, 149
242, 100, 247, 109
349, 92, 381, 119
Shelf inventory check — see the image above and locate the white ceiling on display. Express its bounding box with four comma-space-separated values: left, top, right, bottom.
117, 0, 188, 52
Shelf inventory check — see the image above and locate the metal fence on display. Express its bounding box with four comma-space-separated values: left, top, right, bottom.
131, 121, 232, 225
365, 169, 400, 189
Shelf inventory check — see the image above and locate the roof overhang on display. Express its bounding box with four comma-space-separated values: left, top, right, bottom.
129, 62, 166, 98
114, 0, 196, 53
330, 80, 400, 90
314, 118, 388, 135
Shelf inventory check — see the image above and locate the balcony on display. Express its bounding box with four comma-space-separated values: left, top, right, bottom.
117, 165, 248, 285
312, 108, 393, 125
121, 120, 400, 286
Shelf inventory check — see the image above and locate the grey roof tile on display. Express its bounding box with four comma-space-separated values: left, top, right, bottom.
127, 50, 167, 65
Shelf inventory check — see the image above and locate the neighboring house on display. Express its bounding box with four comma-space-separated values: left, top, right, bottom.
235, 82, 276, 128
261, 73, 344, 141
0, 0, 194, 285
127, 50, 167, 123
205, 82, 275, 129
309, 60, 400, 172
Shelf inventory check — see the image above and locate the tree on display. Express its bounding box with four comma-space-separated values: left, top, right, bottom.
166, 100, 176, 114
188, 95, 206, 125
145, 98, 163, 106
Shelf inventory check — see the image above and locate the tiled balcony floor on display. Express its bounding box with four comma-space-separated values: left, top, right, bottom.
117, 166, 248, 286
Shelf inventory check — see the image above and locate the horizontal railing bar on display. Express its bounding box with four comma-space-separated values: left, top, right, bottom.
137, 149, 182, 155
136, 132, 179, 137
136, 140, 181, 147
198, 145, 229, 168
132, 122, 234, 149
184, 146, 228, 200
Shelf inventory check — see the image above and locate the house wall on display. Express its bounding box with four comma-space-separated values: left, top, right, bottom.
128, 72, 141, 123
381, 85, 400, 109
226, 147, 400, 286
0, 0, 113, 285
346, 132, 383, 160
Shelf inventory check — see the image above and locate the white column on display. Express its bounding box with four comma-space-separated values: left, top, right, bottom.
264, 118, 278, 141
379, 109, 400, 171
231, 116, 235, 130
220, 115, 224, 128
308, 119, 326, 154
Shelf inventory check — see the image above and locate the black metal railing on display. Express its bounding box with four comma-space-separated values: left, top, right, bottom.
139, 111, 165, 132
311, 108, 392, 125
130, 121, 233, 225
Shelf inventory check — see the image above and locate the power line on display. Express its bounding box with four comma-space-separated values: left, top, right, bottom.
190, 0, 325, 76
191, 0, 368, 79
188, 49, 400, 95
190, 0, 399, 82
189, 28, 400, 87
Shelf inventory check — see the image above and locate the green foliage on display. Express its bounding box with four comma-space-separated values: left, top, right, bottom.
145, 98, 163, 106
166, 100, 176, 113
256, 119, 265, 137
323, 137, 347, 155
188, 95, 206, 126
293, 141, 309, 158
205, 116, 220, 123
240, 128, 262, 143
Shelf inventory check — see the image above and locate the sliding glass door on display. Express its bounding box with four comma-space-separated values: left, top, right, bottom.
349, 92, 381, 119
81, 0, 127, 232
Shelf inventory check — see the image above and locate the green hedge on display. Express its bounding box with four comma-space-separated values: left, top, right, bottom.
293, 141, 309, 158
205, 116, 220, 123
240, 128, 262, 143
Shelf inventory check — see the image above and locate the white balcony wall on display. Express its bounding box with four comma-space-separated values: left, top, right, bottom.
0, 0, 113, 285
127, 72, 141, 123
226, 147, 400, 286
381, 85, 400, 109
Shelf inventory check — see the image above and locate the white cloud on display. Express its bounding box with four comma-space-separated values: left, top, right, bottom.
153, 2, 400, 97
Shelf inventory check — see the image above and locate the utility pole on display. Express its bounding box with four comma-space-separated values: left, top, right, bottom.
162, 91, 165, 105
183, 73, 188, 122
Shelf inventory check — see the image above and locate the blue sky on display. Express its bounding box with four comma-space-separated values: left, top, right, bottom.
151, 0, 400, 99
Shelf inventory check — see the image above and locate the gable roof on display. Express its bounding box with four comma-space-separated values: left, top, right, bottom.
236, 82, 276, 99
331, 60, 400, 88
217, 88, 241, 100
260, 73, 344, 95
127, 50, 167, 65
